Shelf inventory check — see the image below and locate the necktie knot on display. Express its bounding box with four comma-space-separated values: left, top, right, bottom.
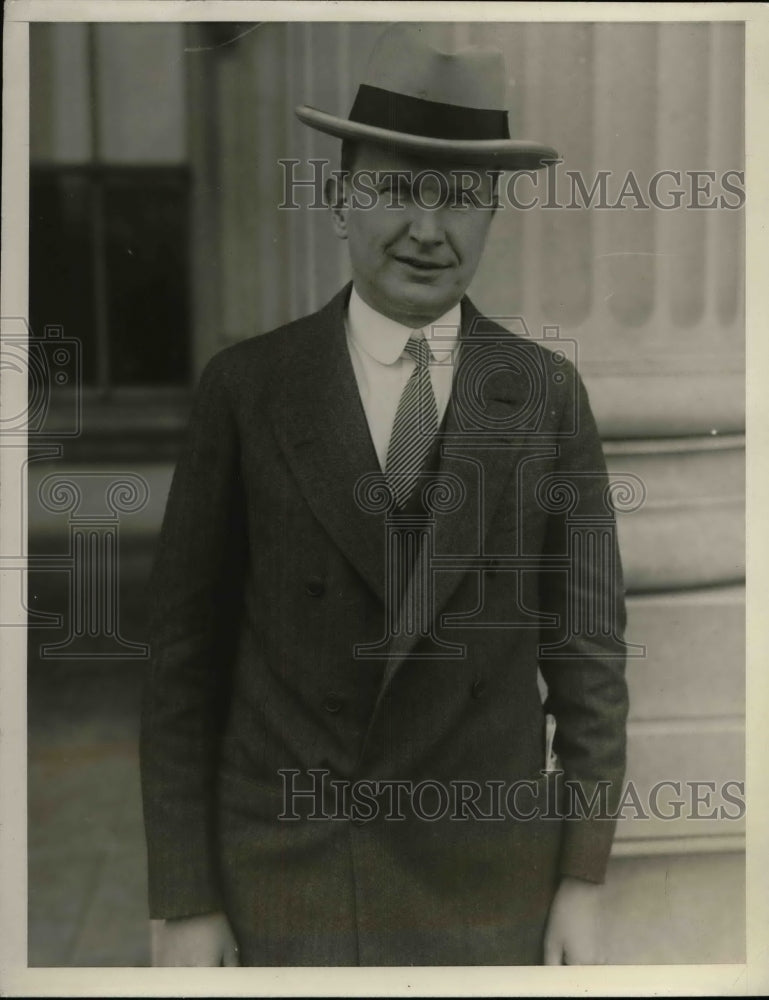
403, 335, 431, 368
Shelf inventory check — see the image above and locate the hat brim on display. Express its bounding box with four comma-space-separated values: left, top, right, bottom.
295, 106, 559, 171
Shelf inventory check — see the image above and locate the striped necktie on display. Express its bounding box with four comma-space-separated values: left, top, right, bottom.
385, 335, 439, 509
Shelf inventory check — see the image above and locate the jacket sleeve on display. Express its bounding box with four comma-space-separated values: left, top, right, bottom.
140, 350, 248, 918
537, 363, 630, 884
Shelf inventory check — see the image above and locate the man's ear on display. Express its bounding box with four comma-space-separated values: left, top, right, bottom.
326, 177, 349, 240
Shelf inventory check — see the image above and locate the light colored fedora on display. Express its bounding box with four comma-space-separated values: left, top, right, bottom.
295, 24, 559, 170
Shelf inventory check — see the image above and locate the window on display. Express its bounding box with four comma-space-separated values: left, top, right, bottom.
30, 23, 192, 456
30, 164, 191, 389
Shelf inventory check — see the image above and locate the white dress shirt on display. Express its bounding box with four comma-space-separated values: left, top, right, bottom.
345, 287, 461, 470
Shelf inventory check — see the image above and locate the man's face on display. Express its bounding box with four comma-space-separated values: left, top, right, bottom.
329, 144, 497, 328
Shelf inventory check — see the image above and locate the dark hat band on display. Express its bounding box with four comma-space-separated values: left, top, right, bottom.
348, 84, 510, 142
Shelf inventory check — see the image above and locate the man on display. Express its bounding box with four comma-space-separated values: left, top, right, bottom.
141, 24, 629, 967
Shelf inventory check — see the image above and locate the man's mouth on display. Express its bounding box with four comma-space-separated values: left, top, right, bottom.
392, 255, 451, 271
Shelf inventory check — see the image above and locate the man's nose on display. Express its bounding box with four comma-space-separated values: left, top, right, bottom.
407, 208, 445, 247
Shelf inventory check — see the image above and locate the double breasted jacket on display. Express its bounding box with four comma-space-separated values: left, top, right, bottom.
140, 284, 629, 965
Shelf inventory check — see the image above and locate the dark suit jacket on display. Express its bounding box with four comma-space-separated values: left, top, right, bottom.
140, 284, 629, 965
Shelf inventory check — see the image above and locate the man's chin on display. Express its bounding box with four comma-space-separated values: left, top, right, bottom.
387, 280, 461, 322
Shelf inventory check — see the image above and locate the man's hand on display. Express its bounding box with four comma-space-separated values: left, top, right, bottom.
543, 876, 606, 965
150, 912, 240, 966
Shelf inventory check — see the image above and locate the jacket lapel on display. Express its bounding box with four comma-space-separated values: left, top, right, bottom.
265, 284, 389, 603
370, 297, 536, 701
266, 287, 537, 686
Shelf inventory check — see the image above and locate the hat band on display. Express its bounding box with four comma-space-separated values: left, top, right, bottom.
348, 84, 510, 142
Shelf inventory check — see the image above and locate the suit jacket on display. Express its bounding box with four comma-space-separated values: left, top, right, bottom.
140, 284, 629, 966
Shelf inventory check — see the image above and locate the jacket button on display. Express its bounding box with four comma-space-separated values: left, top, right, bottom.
471, 678, 486, 699
306, 577, 325, 597
323, 693, 343, 714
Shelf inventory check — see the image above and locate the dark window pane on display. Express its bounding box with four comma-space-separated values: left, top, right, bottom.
29, 166, 191, 391
30, 170, 97, 387
103, 171, 191, 386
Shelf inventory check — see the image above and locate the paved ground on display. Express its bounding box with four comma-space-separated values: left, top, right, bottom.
27, 553, 153, 967
28, 660, 151, 966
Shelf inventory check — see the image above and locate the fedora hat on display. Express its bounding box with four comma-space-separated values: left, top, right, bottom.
295, 24, 559, 170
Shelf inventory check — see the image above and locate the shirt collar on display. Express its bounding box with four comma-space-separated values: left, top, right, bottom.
347, 286, 461, 366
